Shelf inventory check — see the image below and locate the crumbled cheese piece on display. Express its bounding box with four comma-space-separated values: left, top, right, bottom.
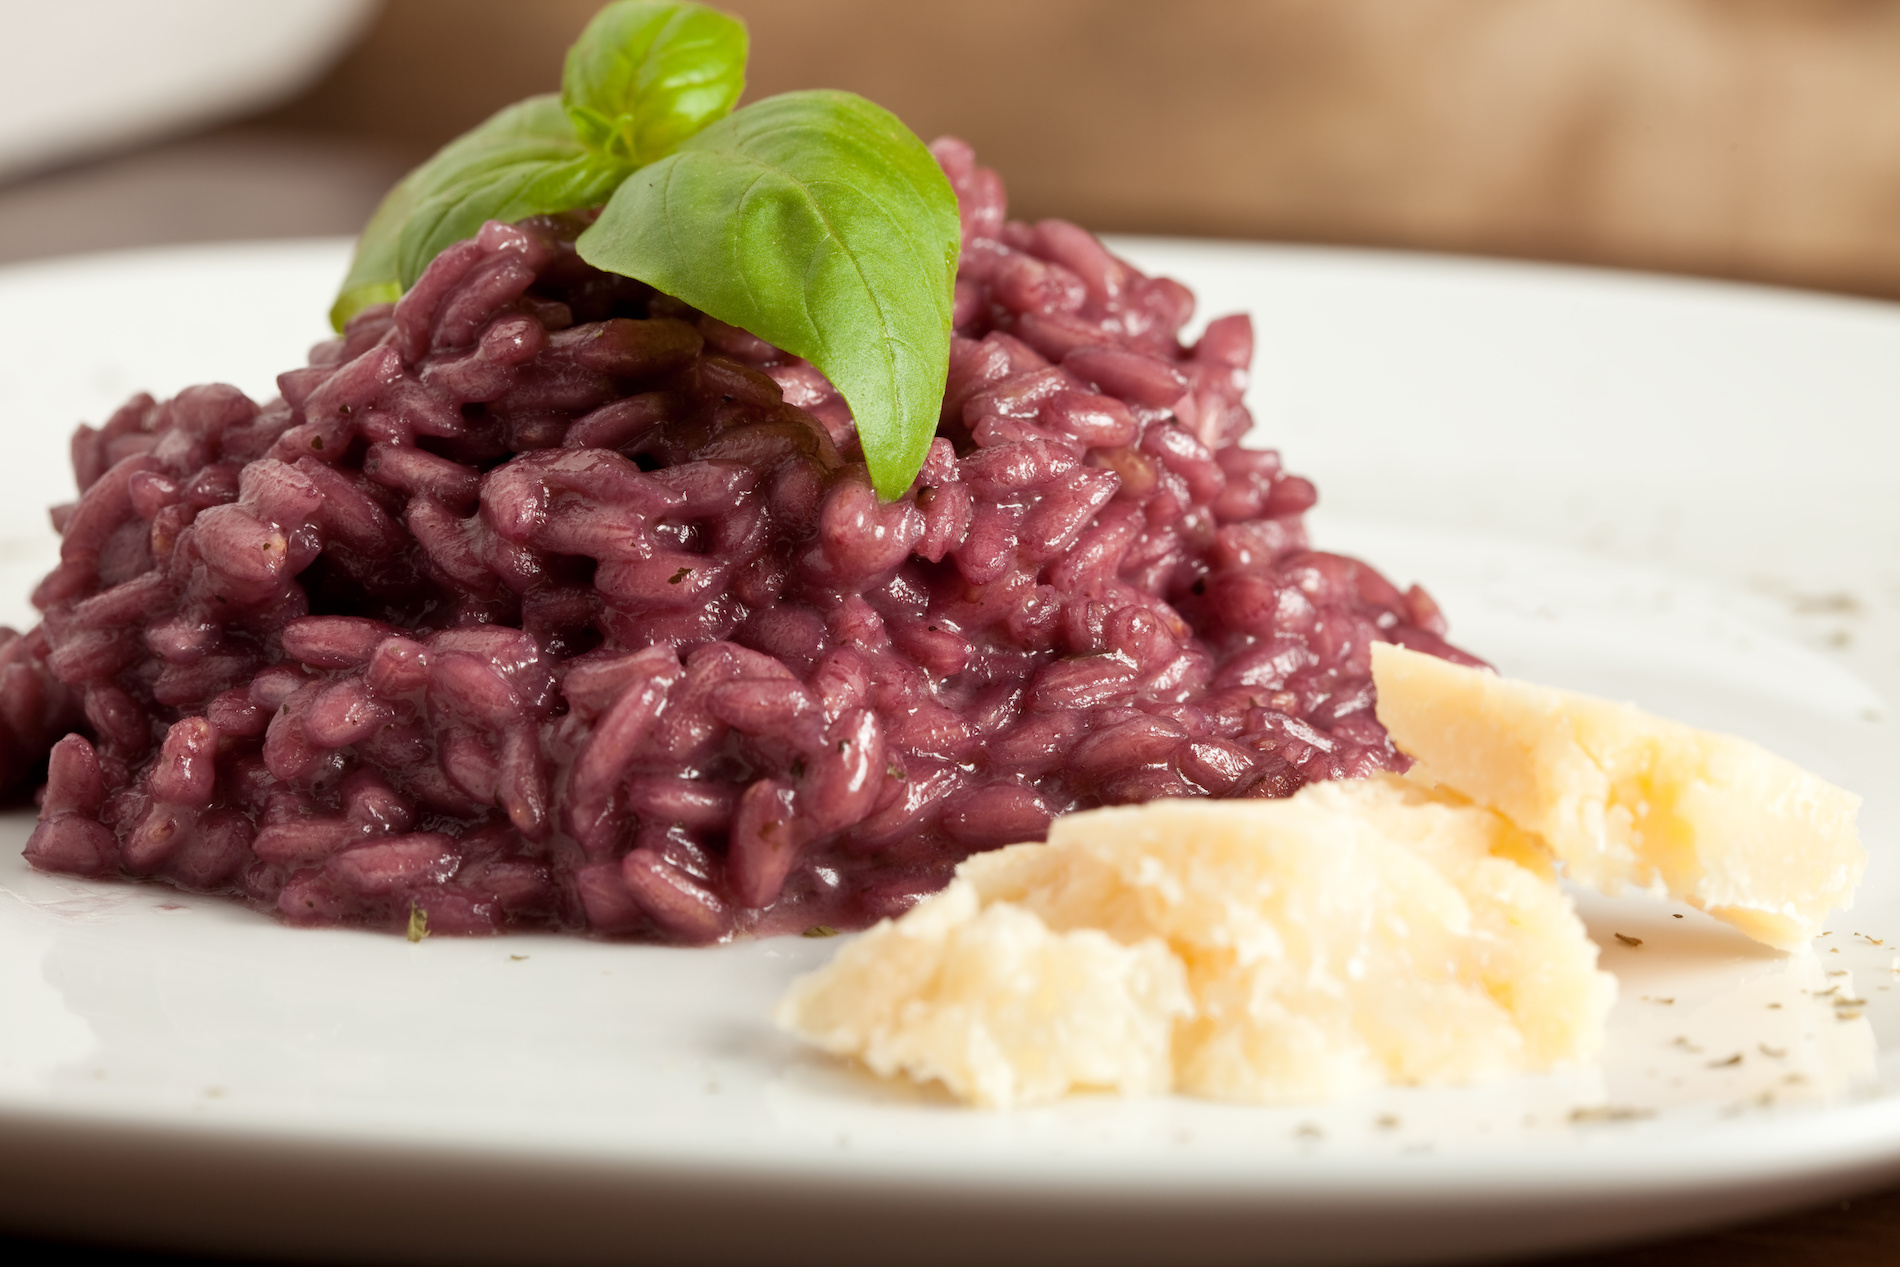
777, 775, 1613, 1107
774, 881, 1188, 1108
1370, 643, 1864, 950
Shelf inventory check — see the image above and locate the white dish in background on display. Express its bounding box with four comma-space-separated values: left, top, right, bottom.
1, 239, 1898, 1266
0, 0, 376, 181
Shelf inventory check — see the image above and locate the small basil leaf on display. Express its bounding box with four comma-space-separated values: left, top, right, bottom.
330, 95, 630, 330
576, 90, 960, 499
563, 0, 747, 165
394, 97, 632, 289
329, 171, 417, 330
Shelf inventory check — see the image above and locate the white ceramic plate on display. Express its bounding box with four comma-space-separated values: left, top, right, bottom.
1, 240, 1899, 1267
0, 0, 376, 180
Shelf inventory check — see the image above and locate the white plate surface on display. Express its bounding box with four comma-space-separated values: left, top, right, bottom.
2, 240, 1899, 1266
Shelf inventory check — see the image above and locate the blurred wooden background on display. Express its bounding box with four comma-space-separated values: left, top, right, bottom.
6, 0, 1900, 301
263, 0, 1900, 300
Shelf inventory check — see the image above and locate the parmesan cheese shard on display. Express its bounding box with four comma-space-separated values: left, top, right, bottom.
777, 776, 1614, 1107
774, 880, 1189, 1108
1370, 642, 1864, 950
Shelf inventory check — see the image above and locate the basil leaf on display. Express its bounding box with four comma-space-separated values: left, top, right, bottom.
331, 1, 747, 331
328, 170, 417, 329
330, 96, 630, 330
562, 0, 747, 165
393, 97, 632, 291
576, 90, 960, 499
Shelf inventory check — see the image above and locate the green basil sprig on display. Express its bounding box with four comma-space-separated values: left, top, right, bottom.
576, 92, 957, 501
331, 0, 959, 500
329, 94, 632, 327
329, 1, 744, 329
562, 0, 747, 164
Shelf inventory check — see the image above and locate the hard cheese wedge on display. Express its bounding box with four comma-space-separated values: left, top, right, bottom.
1370, 642, 1863, 950
778, 775, 1613, 1107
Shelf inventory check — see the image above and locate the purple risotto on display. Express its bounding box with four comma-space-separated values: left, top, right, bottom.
14, 139, 1476, 941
